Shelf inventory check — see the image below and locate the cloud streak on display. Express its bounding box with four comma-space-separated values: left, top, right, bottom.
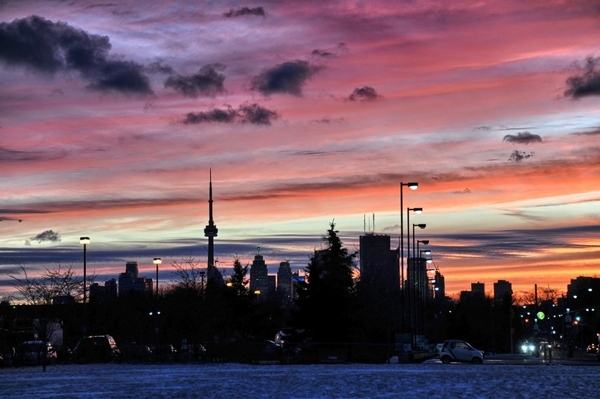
181, 103, 279, 125
223, 7, 266, 18
503, 132, 542, 144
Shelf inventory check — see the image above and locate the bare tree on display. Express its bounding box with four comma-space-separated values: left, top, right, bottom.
170, 256, 206, 293
514, 285, 561, 306
9, 262, 93, 305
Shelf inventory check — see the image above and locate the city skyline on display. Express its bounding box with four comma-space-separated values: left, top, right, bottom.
1, 1, 599, 298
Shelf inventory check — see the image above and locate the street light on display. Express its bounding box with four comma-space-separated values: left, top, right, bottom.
153, 258, 162, 296
406, 208, 423, 267
406, 207, 422, 339
79, 237, 90, 334
400, 182, 418, 336
153, 257, 162, 347
412, 224, 426, 257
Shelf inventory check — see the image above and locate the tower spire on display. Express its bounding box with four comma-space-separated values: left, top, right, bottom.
204, 169, 220, 285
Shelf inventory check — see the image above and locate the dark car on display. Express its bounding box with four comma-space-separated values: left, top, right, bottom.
586, 343, 597, 353
15, 340, 57, 366
73, 335, 120, 363
439, 339, 484, 364
251, 340, 283, 364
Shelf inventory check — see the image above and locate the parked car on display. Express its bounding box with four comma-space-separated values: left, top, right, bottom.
586, 343, 597, 353
16, 340, 57, 366
439, 340, 484, 364
251, 340, 284, 364
73, 335, 120, 363
435, 343, 443, 358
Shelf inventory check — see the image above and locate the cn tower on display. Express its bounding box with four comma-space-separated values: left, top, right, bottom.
204, 169, 218, 283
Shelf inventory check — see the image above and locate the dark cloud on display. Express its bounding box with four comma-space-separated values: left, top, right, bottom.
164, 64, 226, 97
238, 103, 278, 125
508, 150, 534, 162
30, 230, 61, 243
503, 131, 543, 144
145, 61, 174, 74
0, 15, 152, 95
565, 57, 600, 99
86, 60, 152, 94
182, 103, 278, 126
251, 60, 321, 96
455, 188, 471, 194
347, 86, 380, 102
312, 49, 334, 58
182, 106, 237, 124
474, 126, 491, 131
223, 7, 266, 18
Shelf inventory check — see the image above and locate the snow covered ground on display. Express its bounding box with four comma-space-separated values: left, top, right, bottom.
0, 361, 596, 398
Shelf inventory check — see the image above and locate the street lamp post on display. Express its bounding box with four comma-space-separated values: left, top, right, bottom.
406, 207, 422, 343
153, 258, 162, 348
79, 237, 90, 334
153, 258, 162, 297
400, 182, 418, 336
411, 224, 426, 340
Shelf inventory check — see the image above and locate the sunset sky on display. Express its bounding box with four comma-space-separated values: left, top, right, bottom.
1, 0, 599, 300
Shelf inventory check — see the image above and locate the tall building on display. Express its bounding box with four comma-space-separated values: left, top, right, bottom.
277, 261, 293, 302
567, 276, 600, 297
472, 282, 485, 298
118, 261, 152, 297
250, 248, 269, 299
89, 278, 118, 302
203, 169, 223, 286
433, 270, 445, 300
494, 280, 512, 303
359, 234, 399, 292
291, 271, 304, 299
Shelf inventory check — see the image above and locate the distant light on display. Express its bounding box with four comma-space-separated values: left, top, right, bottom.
79, 237, 90, 245
153, 258, 162, 265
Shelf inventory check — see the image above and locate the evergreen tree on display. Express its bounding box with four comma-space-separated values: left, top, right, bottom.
295, 222, 357, 343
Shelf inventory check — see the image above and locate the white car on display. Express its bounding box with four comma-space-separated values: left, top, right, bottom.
435, 343, 443, 358
439, 340, 484, 364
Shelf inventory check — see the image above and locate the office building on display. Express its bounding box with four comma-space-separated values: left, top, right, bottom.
277, 261, 293, 302
118, 261, 152, 297
359, 234, 399, 292
250, 249, 269, 299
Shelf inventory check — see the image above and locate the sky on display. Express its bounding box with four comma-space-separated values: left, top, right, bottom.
1, 0, 599, 300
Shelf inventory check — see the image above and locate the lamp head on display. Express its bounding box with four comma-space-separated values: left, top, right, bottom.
408, 182, 418, 190
79, 237, 90, 245
414, 208, 423, 214
153, 257, 162, 265
420, 240, 430, 245
417, 223, 426, 229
